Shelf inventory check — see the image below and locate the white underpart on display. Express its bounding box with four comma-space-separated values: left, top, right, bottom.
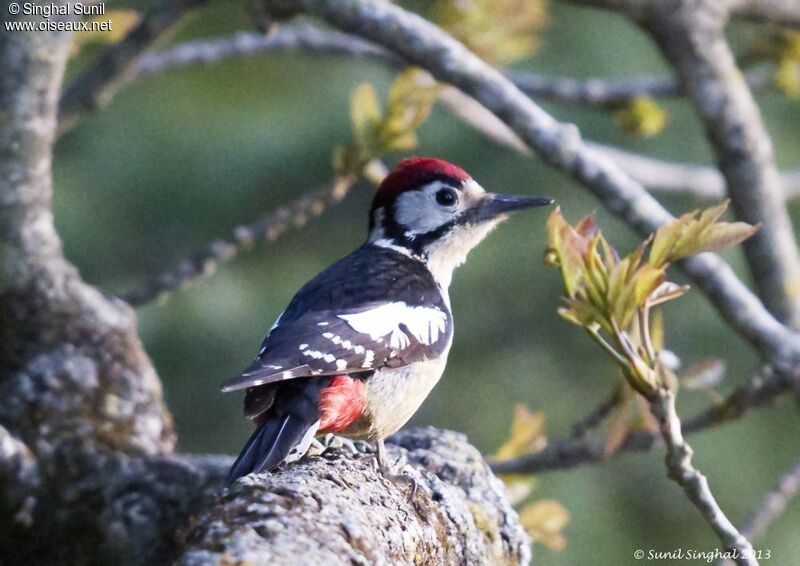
284, 419, 320, 464
364, 344, 451, 439
424, 218, 504, 289
338, 302, 447, 350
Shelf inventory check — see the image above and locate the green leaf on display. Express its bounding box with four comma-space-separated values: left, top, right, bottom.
649, 201, 757, 266
616, 96, 668, 138
632, 264, 666, 307
380, 69, 439, 152
494, 404, 547, 461
519, 499, 570, 551
680, 221, 759, 257
434, 0, 548, 65
776, 59, 800, 97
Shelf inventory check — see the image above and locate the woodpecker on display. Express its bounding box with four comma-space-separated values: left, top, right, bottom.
222, 157, 551, 484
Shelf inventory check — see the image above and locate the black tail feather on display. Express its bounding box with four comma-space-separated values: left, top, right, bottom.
226, 414, 313, 485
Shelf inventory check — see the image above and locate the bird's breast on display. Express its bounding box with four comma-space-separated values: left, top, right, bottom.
361, 352, 450, 440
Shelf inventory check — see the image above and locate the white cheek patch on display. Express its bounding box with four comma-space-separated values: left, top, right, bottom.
338, 302, 448, 350
394, 181, 459, 234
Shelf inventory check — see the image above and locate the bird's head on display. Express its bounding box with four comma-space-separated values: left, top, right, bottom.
368, 157, 552, 287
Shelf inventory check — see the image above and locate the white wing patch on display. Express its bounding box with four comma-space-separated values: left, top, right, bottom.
337, 302, 447, 350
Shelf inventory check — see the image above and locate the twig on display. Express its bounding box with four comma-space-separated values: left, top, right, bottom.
268, 0, 800, 365
740, 459, 800, 542
640, 0, 800, 326
648, 388, 756, 564
490, 366, 791, 475
506, 65, 775, 107
58, 0, 209, 136
123, 175, 355, 306
133, 23, 401, 77
569, 385, 623, 439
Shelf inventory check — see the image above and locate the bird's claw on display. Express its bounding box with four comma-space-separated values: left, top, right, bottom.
379, 469, 418, 501
374, 440, 417, 501
314, 433, 361, 457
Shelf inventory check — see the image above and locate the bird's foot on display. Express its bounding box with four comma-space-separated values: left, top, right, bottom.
375, 440, 417, 501
311, 433, 361, 458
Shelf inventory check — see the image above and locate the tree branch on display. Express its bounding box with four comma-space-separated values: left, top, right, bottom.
134, 25, 782, 108
731, 0, 800, 27
123, 175, 356, 306
739, 458, 800, 546
506, 65, 776, 107
639, 0, 800, 327
58, 0, 209, 136
178, 429, 530, 565
62, 23, 800, 203
648, 388, 756, 564
490, 366, 792, 475
569, 385, 622, 439
258, 0, 800, 365
134, 23, 401, 78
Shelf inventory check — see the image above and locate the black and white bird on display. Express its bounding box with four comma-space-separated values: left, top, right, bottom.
222, 157, 551, 484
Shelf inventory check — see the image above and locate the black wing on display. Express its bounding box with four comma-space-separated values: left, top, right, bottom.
221, 245, 452, 392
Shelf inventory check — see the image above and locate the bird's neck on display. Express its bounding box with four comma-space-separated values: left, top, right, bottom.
368, 218, 502, 293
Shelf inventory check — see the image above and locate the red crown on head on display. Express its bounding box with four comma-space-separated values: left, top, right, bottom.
371, 157, 471, 212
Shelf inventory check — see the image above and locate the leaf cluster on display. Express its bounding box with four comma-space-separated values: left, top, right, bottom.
545, 202, 757, 397
333, 69, 440, 176
432, 0, 548, 65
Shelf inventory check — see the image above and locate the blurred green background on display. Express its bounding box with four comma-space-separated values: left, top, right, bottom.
55, 1, 800, 564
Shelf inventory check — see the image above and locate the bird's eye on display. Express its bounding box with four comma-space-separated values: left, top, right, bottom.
435, 188, 458, 207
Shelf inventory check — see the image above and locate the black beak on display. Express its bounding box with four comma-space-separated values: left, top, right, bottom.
474, 193, 553, 222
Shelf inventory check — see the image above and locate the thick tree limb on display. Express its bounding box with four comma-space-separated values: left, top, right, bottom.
639, 0, 800, 328
258, 0, 800, 365
179, 429, 530, 565
1, 2, 172, 456
0, 425, 39, 532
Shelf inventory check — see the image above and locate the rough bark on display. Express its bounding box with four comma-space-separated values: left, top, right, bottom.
0, 4, 174, 456
179, 429, 531, 566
